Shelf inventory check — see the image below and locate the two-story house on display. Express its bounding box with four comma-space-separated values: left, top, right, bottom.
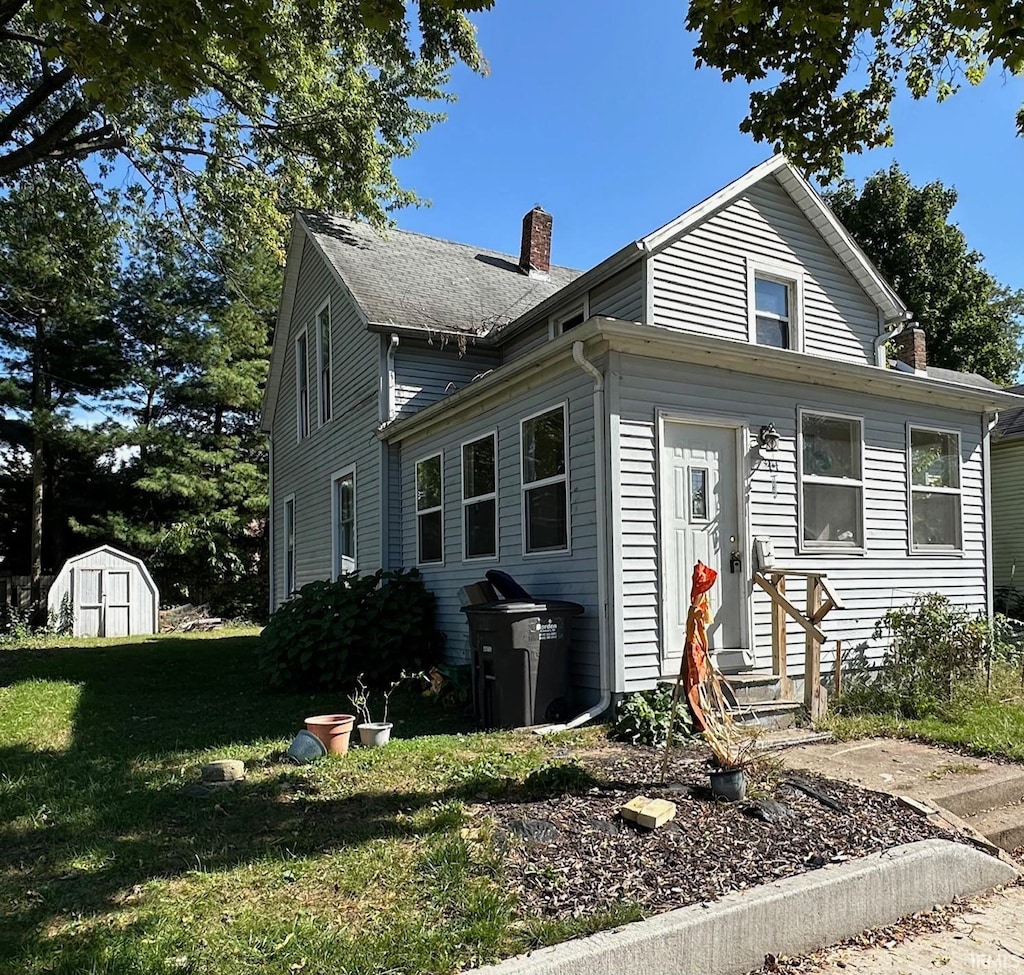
260, 154, 1018, 721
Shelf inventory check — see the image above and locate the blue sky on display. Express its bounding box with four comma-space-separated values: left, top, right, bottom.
393, 0, 1024, 294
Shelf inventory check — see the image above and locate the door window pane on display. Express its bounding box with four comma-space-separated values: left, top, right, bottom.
690, 468, 708, 520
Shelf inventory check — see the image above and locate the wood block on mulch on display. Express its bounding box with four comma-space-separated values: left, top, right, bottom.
636, 798, 677, 830
202, 760, 245, 783
620, 796, 652, 822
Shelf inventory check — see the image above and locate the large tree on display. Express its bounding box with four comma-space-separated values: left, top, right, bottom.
0, 1, 491, 249
686, 2, 1024, 179
826, 164, 1024, 383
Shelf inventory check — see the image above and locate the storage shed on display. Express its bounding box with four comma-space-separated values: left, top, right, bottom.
48, 545, 159, 637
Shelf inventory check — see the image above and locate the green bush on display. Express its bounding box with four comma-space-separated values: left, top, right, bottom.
259, 568, 443, 691
612, 682, 693, 746
855, 592, 992, 718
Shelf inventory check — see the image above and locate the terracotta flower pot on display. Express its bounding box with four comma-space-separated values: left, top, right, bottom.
304, 714, 355, 755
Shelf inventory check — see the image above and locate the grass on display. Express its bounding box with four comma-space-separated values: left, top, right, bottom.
0, 630, 614, 975
824, 663, 1024, 762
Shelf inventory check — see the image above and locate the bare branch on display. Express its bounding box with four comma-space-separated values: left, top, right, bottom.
0, 64, 75, 146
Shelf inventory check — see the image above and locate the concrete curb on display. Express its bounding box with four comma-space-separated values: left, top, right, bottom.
471, 839, 1018, 975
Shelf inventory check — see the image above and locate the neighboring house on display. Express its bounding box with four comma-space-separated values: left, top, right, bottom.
991, 386, 1024, 609
260, 154, 1020, 716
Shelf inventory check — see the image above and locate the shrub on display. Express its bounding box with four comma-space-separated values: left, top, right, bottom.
612, 682, 693, 746
864, 592, 992, 718
259, 568, 443, 691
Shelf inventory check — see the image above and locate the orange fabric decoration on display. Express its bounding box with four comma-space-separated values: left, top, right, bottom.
683, 561, 718, 732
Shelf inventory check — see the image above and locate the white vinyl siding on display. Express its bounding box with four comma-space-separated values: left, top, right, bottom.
799, 410, 865, 553
521, 404, 569, 555
331, 468, 355, 577
462, 433, 497, 561
416, 453, 444, 565
908, 426, 963, 552
316, 298, 332, 424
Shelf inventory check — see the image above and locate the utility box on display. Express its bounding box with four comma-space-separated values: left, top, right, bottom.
462, 600, 584, 729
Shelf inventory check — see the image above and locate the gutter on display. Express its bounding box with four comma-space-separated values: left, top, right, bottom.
874, 313, 913, 368
536, 342, 612, 733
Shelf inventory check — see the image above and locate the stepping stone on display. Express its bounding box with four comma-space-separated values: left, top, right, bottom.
202, 760, 245, 783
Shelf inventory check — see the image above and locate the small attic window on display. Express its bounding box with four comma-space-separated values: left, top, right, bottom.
746, 258, 803, 352
552, 300, 587, 337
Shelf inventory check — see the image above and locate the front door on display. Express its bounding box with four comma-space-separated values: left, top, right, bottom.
662, 421, 746, 673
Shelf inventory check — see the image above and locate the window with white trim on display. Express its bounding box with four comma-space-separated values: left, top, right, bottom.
800, 411, 864, 549
555, 305, 585, 334
416, 453, 443, 564
283, 496, 296, 595
462, 434, 496, 560
909, 427, 962, 551
331, 469, 355, 577
316, 300, 332, 424
295, 331, 310, 440
522, 405, 568, 554
753, 276, 791, 349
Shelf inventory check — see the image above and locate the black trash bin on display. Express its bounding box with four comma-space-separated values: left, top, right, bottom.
462, 600, 584, 729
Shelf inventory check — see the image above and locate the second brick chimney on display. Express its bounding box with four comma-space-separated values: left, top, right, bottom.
519, 206, 552, 278
893, 326, 928, 373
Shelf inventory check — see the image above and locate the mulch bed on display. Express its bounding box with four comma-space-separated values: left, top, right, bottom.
476, 744, 967, 922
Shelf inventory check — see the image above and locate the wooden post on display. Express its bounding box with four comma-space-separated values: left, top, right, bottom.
804, 576, 824, 722
833, 640, 843, 700
771, 573, 792, 698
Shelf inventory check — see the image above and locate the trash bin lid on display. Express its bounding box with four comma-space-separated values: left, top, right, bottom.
461, 600, 584, 616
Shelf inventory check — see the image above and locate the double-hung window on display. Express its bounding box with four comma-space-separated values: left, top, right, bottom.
295, 331, 310, 440
462, 434, 497, 560
316, 300, 332, 424
748, 260, 802, 351
416, 453, 443, 564
283, 495, 296, 595
522, 405, 569, 554
800, 410, 864, 550
909, 427, 962, 551
331, 469, 355, 577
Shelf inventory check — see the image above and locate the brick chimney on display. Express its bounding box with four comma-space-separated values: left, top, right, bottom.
893, 326, 927, 373
519, 206, 552, 278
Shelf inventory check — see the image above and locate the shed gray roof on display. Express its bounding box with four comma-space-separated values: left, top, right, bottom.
301, 212, 582, 334
995, 384, 1024, 440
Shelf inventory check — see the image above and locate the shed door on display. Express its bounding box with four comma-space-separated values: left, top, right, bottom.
661, 422, 746, 672
104, 570, 131, 637
77, 568, 104, 637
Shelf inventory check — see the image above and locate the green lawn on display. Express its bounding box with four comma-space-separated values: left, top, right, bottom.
0, 630, 607, 975
825, 665, 1024, 762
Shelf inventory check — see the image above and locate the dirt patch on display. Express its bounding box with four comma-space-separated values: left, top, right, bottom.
476, 745, 966, 921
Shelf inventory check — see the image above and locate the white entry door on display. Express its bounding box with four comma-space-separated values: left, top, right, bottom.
661, 421, 746, 673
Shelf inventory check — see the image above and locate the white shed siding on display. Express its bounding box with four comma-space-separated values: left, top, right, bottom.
651, 176, 880, 365
393, 340, 499, 419
614, 352, 987, 690
269, 238, 382, 609
992, 439, 1024, 592
396, 364, 602, 699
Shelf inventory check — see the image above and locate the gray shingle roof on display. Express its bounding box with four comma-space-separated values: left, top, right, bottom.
995, 384, 1024, 439
925, 365, 1002, 390
302, 212, 582, 334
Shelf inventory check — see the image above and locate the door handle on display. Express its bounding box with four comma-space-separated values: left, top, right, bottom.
729, 550, 742, 574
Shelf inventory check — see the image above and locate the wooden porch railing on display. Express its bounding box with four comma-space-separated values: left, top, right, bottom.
752, 568, 845, 722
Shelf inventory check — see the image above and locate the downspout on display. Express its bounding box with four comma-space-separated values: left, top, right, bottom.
537, 341, 611, 732
386, 334, 399, 421
874, 313, 913, 368
983, 411, 999, 627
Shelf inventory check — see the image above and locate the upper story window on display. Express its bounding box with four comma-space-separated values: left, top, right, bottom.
550, 299, 588, 337
331, 468, 355, 577
909, 427, 962, 552
799, 409, 864, 551
462, 433, 497, 560
416, 452, 443, 565
283, 495, 296, 595
316, 300, 332, 424
295, 330, 310, 440
521, 404, 569, 554
747, 259, 803, 351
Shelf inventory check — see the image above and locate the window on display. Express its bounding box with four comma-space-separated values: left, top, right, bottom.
747, 260, 802, 351
800, 411, 864, 550
416, 453, 443, 564
551, 299, 587, 337
522, 405, 568, 554
463, 434, 497, 560
316, 300, 332, 424
909, 427, 962, 551
331, 469, 355, 577
295, 331, 309, 440
283, 496, 296, 595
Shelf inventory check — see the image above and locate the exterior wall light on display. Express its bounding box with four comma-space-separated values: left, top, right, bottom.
757, 423, 780, 452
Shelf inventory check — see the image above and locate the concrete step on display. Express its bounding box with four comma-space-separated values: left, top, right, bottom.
728, 699, 801, 730
723, 672, 783, 705
934, 772, 1024, 819
966, 804, 1024, 853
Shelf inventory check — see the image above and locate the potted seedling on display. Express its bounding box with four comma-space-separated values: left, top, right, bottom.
349, 673, 419, 747
696, 680, 761, 801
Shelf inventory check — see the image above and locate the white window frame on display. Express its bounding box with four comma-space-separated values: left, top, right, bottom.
548, 297, 589, 338
907, 424, 964, 555
316, 297, 332, 426
520, 402, 570, 556
283, 494, 297, 596
331, 466, 356, 578
797, 407, 866, 554
415, 451, 444, 566
295, 329, 310, 441
746, 257, 804, 352
461, 431, 498, 562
